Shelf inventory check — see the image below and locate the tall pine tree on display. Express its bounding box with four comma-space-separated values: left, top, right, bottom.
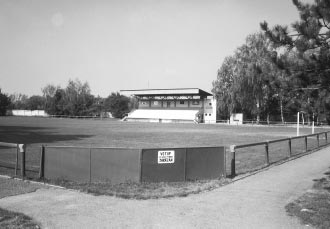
261, 0, 330, 123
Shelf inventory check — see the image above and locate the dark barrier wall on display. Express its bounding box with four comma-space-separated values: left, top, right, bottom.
91, 148, 141, 183
141, 148, 186, 182
141, 147, 225, 183
186, 147, 225, 180
44, 147, 141, 183
43, 146, 226, 183
44, 147, 90, 182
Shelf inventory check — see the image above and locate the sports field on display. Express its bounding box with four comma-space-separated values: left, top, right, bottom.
0, 116, 329, 176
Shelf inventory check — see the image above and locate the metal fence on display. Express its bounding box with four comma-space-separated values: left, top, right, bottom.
229, 131, 330, 177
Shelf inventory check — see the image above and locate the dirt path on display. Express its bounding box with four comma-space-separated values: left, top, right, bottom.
2, 147, 330, 229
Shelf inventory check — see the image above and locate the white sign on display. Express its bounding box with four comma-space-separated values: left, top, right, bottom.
158, 150, 175, 164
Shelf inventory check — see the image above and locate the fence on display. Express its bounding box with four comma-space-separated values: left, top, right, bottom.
229, 131, 330, 177
41, 146, 226, 183
0, 142, 28, 177
1, 131, 330, 182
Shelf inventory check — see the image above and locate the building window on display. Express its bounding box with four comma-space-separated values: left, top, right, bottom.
179, 100, 185, 105
209, 103, 212, 106
205, 113, 207, 116
154, 101, 158, 105
209, 113, 212, 116
192, 100, 199, 105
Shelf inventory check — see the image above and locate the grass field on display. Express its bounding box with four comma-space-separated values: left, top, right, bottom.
0, 116, 329, 177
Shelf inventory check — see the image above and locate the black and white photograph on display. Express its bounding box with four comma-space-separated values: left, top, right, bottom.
1, 0, 330, 228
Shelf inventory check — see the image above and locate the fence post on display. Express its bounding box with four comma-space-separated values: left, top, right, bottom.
183, 148, 187, 181
89, 146, 92, 183
317, 134, 320, 148
265, 141, 269, 166
288, 138, 292, 157
19, 144, 26, 178
326, 132, 328, 144
139, 149, 143, 183
15, 144, 19, 176
39, 145, 45, 179
230, 145, 236, 177
305, 136, 308, 152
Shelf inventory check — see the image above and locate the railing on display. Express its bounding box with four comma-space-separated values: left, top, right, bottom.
215, 119, 329, 126
0, 142, 26, 177
229, 131, 330, 177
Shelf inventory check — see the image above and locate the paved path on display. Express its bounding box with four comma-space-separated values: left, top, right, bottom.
2, 147, 330, 229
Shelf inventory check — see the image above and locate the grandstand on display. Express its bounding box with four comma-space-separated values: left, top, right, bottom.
120, 88, 216, 123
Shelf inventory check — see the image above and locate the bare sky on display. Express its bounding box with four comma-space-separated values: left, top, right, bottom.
0, 0, 308, 97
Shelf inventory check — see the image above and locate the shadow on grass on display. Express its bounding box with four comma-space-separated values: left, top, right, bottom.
0, 126, 93, 144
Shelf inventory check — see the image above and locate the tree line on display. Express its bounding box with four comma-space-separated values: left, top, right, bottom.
0, 79, 136, 118
212, 0, 330, 124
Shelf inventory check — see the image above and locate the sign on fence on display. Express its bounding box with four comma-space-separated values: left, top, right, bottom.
158, 150, 175, 163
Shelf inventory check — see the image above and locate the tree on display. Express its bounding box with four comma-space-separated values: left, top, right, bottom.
104, 92, 130, 118
212, 32, 286, 123
0, 89, 11, 116
212, 56, 239, 119
27, 95, 45, 110
261, 0, 330, 123
64, 79, 94, 116
9, 93, 29, 110
42, 84, 58, 114
43, 79, 96, 116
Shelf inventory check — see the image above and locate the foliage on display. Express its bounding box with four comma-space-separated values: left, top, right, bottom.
0, 89, 11, 116
9, 93, 29, 110
212, 32, 286, 122
9, 93, 45, 110
3, 79, 133, 117
27, 95, 45, 110
42, 79, 96, 116
213, 0, 330, 124
104, 92, 130, 118
261, 0, 330, 123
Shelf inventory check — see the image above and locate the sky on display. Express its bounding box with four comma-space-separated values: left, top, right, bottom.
0, 0, 311, 97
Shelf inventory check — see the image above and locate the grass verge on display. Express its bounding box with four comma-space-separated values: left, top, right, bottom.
0, 208, 40, 229
49, 178, 230, 199
0, 177, 43, 229
0, 177, 44, 199
286, 168, 330, 229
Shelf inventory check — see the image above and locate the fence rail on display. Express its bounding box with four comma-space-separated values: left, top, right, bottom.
229, 131, 330, 177
2, 131, 330, 181
0, 142, 26, 177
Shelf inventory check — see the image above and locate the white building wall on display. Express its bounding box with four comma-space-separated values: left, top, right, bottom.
203, 97, 217, 124
10, 110, 48, 117
230, 113, 243, 125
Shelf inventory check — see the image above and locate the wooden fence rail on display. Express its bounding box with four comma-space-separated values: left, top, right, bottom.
229, 131, 330, 177
0, 142, 26, 177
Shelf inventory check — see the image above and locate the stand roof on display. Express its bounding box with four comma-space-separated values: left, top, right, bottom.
120, 88, 212, 97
